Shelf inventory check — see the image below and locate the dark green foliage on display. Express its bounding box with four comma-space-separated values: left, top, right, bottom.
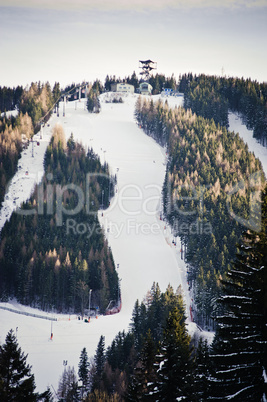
0, 128, 118, 313
78, 347, 90, 393
0, 85, 23, 112
152, 306, 193, 401
106, 331, 135, 374
0, 119, 24, 206
210, 185, 267, 400
0, 82, 60, 208
183, 74, 229, 127
52, 82, 61, 108
125, 330, 157, 401
87, 90, 100, 113
193, 338, 211, 401
128, 71, 139, 90
0, 329, 37, 401
130, 283, 186, 353
87, 80, 103, 113
149, 73, 177, 95
135, 95, 265, 327
19, 82, 55, 128
92, 284, 192, 400
181, 73, 267, 146
93, 335, 106, 391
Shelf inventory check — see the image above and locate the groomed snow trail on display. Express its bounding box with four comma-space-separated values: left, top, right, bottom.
0, 117, 57, 232
0, 94, 191, 394
1, 93, 266, 394
228, 112, 267, 176
62, 94, 187, 316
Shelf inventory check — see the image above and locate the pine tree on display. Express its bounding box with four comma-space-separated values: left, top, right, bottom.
152, 306, 194, 401
126, 329, 157, 401
193, 338, 211, 401
57, 366, 79, 402
40, 387, 54, 401
77, 280, 88, 319
210, 185, 267, 400
129, 71, 139, 90
78, 347, 90, 397
130, 300, 146, 351
93, 335, 105, 390
0, 329, 37, 401
87, 88, 100, 113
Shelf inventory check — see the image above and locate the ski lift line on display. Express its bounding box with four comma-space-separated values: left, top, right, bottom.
0, 306, 57, 321
35, 81, 89, 129
61, 81, 89, 101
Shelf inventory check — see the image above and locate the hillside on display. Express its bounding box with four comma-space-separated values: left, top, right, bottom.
0, 93, 191, 393
0, 90, 266, 395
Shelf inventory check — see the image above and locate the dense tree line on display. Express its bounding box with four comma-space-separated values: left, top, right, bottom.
0, 111, 33, 206
19, 82, 61, 129
149, 73, 177, 95
104, 72, 139, 92
0, 82, 61, 207
209, 184, 267, 400
2, 187, 266, 401
180, 73, 267, 146
0, 85, 23, 113
0, 125, 118, 314
81, 283, 201, 401
56, 186, 267, 400
63, 82, 88, 102
86, 81, 102, 113
62, 80, 102, 113
135, 95, 264, 327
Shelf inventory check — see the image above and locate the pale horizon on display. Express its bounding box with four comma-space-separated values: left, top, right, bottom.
1, 0, 267, 88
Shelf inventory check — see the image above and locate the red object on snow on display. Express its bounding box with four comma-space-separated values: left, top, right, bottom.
190, 306, 193, 322
105, 301, 122, 316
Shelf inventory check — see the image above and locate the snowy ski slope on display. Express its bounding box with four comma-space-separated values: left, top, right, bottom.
0, 92, 266, 395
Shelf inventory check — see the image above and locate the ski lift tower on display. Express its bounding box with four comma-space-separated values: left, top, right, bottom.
139, 60, 157, 82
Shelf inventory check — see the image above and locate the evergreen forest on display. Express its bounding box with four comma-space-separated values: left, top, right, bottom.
53, 181, 267, 401
135, 95, 265, 327
55, 185, 266, 400
179, 73, 267, 146
0, 125, 118, 314
0, 73, 267, 401
0, 82, 61, 207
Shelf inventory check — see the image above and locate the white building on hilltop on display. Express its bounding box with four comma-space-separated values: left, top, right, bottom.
139, 82, 153, 95
111, 83, 135, 93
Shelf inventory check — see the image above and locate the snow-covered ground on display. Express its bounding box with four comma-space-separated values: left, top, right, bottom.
0, 118, 57, 232
0, 94, 192, 395
0, 92, 266, 396
228, 112, 267, 177
1, 109, 18, 119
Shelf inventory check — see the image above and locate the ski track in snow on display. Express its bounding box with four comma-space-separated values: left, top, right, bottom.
0, 93, 266, 394
0, 118, 58, 232
228, 112, 267, 177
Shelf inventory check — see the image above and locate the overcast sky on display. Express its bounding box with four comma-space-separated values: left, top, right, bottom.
0, 0, 267, 87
